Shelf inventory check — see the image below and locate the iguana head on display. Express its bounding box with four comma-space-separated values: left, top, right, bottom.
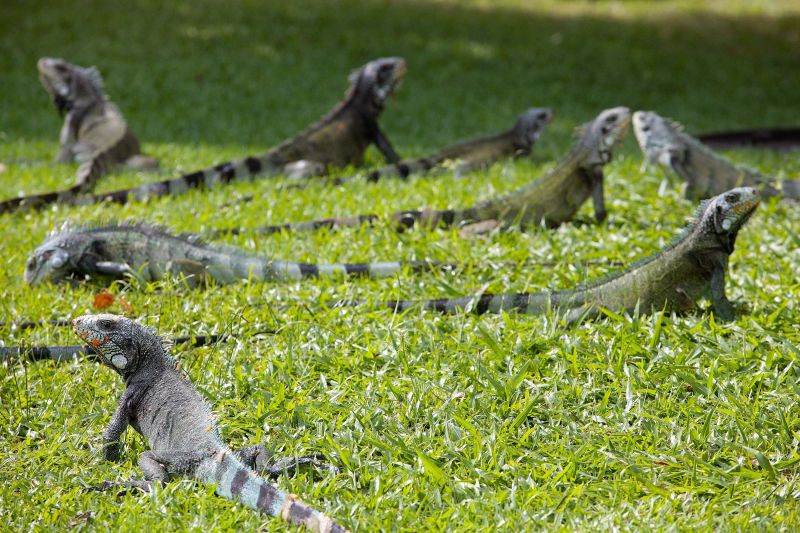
580, 106, 631, 166
513, 107, 554, 147
72, 314, 165, 377
693, 187, 760, 252
24, 228, 82, 285
632, 111, 686, 168
348, 57, 407, 114
38, 57, 104, 115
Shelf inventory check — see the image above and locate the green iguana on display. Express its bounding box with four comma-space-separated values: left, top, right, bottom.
71, 314, 348, 533
633, 110, 800, 201
69, 57, 406, 207
24, 222, 446, 287
0, 58, 158, 214
356, 187, 759, 322
328, 107, 554, 186
210, 106, 630, 237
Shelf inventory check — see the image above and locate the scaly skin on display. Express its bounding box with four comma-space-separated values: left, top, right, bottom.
72, 314, 348, 533
211, 107, 630, 238
72, 57, 406, 207
24, 223, 447, 287
364, 187, 760, 322
633, 110, 800, 201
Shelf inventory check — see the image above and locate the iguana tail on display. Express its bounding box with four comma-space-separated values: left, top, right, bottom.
366, 290, 557, 314
196, 452, 348, 533
0, 184, 85, 214
79, 154, 281, 205
259, 259, 444, 281
208, 206, 475, 237
207, 214, 381, 238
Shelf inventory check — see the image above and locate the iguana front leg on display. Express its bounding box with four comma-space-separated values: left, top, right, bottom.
710, 262, 735, 321
56, 119, 77, 163
588, 166, 607, 223
94, 261, 132, 277
102, 391, 132, 462
374, 127, 401, 164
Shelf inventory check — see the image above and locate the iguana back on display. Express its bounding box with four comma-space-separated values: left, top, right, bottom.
633, 110, 799, 200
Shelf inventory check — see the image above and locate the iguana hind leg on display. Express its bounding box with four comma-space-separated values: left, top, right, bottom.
234, 444, 338, 477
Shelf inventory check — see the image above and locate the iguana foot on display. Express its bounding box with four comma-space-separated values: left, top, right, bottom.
264, 453, 340, 478
458, 219, 500, 237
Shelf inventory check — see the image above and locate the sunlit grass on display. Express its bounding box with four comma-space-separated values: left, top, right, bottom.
1, 0, 800, 531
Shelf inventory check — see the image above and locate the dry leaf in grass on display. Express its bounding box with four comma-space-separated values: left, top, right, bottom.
92, 289, 115, 309
119, 296, 135, 315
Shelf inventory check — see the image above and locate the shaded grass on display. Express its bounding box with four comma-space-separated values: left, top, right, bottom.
1, 0, 800, 531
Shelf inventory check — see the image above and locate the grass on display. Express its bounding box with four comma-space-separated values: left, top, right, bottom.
1, 0, 800, 530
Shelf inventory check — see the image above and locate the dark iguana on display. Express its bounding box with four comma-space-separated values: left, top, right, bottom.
71, 314, 348, 533
211, 106, 630, 238
356, 187, 759, 322
0, 58, 158, 214
633, 110, 800, 201
24, 223, 446, 287
72, 57, 406, 207
330, 107, 554, 186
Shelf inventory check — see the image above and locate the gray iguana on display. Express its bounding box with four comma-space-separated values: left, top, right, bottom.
330, 107, 554, 186
211, 106, 630, 237
0, 58, 158, 214
356, 187, 760, 322
71, 314, 348, 533
24, 222, 447, 287
71, 57, 406, 207
633, 110, 800, 201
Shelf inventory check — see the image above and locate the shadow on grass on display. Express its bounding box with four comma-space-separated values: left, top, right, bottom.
0, 0, 798, 155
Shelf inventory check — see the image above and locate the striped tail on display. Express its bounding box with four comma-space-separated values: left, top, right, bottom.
782, 179, 800, 200
207, 206, 468, 238
363, 291, 568, 315
0, 183, 84, 214
264, 259, 443, 281
80, 154, 280, 206
196, 451, 348, 533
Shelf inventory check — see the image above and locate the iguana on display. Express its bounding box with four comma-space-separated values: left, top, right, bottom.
326, 107, 554, 186
70, 57, 406, 207
633, 110, 800, 201
0, 58, 158, 214
24, 222, 446, 287
71, 314, 348, 533
210, 106, 630, 237
355, 187, 759, 322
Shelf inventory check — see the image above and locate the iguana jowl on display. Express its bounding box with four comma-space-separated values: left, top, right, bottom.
74, 57, 406, 206
71, 314, 348, 533
633, 110, 800, 201
24, 223, 445, 287
212, 107, 630, 237
363, 187, 760, 322
0, 58, 158, 213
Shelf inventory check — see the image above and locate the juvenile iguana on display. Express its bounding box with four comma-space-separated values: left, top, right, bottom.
24, 222, 446, 287
72, 57, 406, 206
0, 58, 158, 214
633, 110, 800, 201
71, 314, 348, 532
356, 187, 759, 322
327, 107, 554, 186
211, 107, 630, 237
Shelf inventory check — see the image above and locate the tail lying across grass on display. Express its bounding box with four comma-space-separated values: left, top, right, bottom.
197, 451, 348, 533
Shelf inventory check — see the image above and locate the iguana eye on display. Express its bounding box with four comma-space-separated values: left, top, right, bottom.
606, 114, 618, 123
724, 192, 741, 203
98, 319, 116, 330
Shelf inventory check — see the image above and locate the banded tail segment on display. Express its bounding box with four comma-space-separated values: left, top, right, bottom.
258, 259, 444, 282
370, 291, 560, 315
197, 452, 348, 533
82, 154, 279, 206
0, 184, 84, 214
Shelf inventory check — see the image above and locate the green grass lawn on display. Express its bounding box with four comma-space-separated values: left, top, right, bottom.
2, 0, 800, 530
